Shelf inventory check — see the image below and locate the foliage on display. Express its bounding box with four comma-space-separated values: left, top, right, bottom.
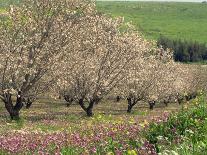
145, 94, 207, 154
157, 35, 207, 62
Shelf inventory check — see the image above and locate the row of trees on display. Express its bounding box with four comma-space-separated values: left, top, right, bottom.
157, 35, 207, 62
0, 0, 206, 120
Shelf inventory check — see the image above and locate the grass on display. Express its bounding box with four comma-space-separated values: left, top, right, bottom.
0, 98, 182, 154
0, 95, 207, 154
0, 98, 180, 133
0, 0, 21, 9
96, 1, 207, 44
145, 94, 207, 154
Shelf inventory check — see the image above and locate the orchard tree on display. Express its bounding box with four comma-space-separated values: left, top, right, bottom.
168, 63, 205, 104
120, 46, 202, 112
59, 12, 153, 116
0, 0, 92, 119
182, 64, 207, 101
120, 47, 178, 112
122, 56, 161, 112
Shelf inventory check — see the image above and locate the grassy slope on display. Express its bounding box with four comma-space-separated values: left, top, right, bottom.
0, 0, 20, 9
1, 0, 207, 43
96, 1, 207, 43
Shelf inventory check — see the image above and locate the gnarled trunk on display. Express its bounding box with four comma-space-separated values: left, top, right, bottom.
127, 97, 137, 113
86, 101, 94, 117
149, 100, 155, 110
64, 95, 73, 107
78, 98, 87, 111
78, 98, 95, 117
116, 96, 121, 102
22, 98, 33, 109
9, 110, 20, 120
163, 100, 168, 107
26, 100, 33, 109
3, 91, 23, 120
127, 97, 132, 113
177, 98, 183, 104
127, 104, 133, 113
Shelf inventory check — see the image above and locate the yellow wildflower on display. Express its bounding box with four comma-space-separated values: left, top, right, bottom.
106, 152, 114, 155
127, 150, 137, 155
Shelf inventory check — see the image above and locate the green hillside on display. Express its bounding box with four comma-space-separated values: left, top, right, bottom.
1, 0, 207, 43
0, 0, 20, 9
96, 1, 207, 43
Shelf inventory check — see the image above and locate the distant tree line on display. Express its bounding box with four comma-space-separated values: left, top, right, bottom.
157, 36, 207, 62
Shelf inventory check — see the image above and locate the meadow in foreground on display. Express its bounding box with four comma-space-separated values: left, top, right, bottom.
0, 98, 181, 155
1, 95, 206, 155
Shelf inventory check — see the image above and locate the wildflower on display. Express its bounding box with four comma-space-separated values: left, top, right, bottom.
127, 150, 137, 155
91, 147, 97, 153
107, 152, 114, 155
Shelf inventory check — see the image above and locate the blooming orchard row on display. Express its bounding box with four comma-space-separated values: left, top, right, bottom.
0, 0, 207, 119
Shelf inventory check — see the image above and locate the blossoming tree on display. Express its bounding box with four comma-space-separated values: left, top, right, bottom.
0, 0, 91, 119
59, 11, 154, 116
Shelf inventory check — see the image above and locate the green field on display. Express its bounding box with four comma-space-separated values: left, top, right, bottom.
0, 0, 20, 9
1, 1, 207, 43
96, 1, 207, 43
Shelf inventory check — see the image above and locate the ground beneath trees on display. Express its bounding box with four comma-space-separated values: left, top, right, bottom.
0, 99, 184, 154
0, 99, 182, 133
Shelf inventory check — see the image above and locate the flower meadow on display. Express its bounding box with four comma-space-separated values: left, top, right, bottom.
0, 95, 207, 155
0, 107, 157, 154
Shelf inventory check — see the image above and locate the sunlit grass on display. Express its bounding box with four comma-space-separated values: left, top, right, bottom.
97, 1, 207, 43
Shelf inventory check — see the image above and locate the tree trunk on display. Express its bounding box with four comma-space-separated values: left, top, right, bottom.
178, 98, 183, 104
86, 101, 94, 117
66, 102, 70, 107
116, 96, 121, 102
3, 92, 23, 120
58, 95, 62, 100
64, 95, 73, 107
127, 97, 132, 113
26, 101, 32, 109
127, 104, 133, 113
9, 110, 20, 120
78, 98, 96, 117
78, 98, 87, 112
66, 99, 73, 107
149, 100, 155, 110
164, 100, 168, 107
127, 97, 137, 113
